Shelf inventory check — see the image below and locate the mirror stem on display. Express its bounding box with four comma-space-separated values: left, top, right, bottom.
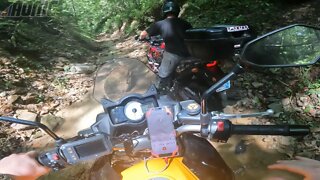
200, 64, 244, 137
0, 116, 64, 143
201, 64, 244, 114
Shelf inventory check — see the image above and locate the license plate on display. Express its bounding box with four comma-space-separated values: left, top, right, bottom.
216, 80, 231, 92
227, 25, 249, 32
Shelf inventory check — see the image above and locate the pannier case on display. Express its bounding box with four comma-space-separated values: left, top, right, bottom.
184, 25, 256, 61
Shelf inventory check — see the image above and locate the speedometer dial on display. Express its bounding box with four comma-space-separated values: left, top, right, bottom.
124, 101, 144, 122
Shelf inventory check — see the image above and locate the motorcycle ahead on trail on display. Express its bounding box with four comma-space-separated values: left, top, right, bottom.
138, 25, 256, 109
0, 24, 319, 180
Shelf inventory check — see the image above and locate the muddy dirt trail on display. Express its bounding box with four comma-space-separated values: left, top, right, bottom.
1, 2, 319, 178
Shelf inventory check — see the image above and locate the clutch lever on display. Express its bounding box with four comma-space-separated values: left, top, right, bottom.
211, 109, 274, 120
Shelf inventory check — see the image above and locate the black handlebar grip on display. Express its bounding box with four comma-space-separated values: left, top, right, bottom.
231, 124, 310, 136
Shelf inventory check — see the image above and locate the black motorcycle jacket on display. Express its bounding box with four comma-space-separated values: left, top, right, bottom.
146, 17, 192, 57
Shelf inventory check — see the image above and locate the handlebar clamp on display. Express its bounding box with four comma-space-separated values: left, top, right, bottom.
208, 120, 232, 142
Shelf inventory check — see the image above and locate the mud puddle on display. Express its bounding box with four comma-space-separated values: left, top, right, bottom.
212, 107, 303, 180
214, 136, 302, 180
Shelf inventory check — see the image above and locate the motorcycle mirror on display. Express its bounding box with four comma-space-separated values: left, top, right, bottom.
0, 116, 65, 145
240, 24, 320, 68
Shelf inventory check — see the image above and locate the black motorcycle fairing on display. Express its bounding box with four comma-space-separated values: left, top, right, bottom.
92, 85, 159, 137
91, 113, 149, 137
100, 85, 159, 116
181, 133, 234, 180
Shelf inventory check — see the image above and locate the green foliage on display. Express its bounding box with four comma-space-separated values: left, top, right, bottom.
52, 76, 68, 89
183, 0, 281, 33
35, 93, 45, 103
306, 79, 320, 95
297, 67, 320, 96
14, 55, 41, 69
1, 0, 312, 36
50, 0, 287, 35
3, 81, 14, 90
43, 0, 163, 35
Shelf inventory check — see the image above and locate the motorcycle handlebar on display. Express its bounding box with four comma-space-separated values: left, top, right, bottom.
136, 36, 163, 45
36, 122, 310, 170
135, 35, 150, 42
208, 120, 310, 141
132, 122, 310, 147
231, 124, 310, 136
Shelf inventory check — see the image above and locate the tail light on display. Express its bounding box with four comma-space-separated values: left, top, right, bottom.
160, 42, 165, 49
206, 60, 218, 68
206, 60, 219, 73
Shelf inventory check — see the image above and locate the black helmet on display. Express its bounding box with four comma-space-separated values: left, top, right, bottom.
162, 0, 180, 17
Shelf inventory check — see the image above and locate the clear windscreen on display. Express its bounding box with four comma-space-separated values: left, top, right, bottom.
92, 59, 156, 102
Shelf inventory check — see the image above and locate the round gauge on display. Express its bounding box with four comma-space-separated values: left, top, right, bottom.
124, 101, 144, 122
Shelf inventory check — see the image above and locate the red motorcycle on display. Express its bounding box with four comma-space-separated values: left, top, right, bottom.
145, 35, 165, 73
140, 25, 256, 109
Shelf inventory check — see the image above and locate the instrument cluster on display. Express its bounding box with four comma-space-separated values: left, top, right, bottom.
100, 86, 159, 127
109, 98, 156, 125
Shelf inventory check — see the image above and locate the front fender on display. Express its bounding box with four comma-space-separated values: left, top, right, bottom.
180, 133, 235, 180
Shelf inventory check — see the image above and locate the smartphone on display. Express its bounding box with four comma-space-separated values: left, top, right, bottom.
145, 107, 178, 157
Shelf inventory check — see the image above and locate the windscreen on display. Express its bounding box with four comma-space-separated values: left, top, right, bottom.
93, 59, 156, 102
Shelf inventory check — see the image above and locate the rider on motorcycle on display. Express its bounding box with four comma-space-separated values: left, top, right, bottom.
139, 0, 192, 92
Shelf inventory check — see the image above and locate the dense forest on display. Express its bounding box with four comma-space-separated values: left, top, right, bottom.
0, 0, 318, 98
1, 0, 319, 36
0, 0, 318, 63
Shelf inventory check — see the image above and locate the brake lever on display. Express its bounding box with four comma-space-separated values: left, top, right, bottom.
211, 109, 274, 120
